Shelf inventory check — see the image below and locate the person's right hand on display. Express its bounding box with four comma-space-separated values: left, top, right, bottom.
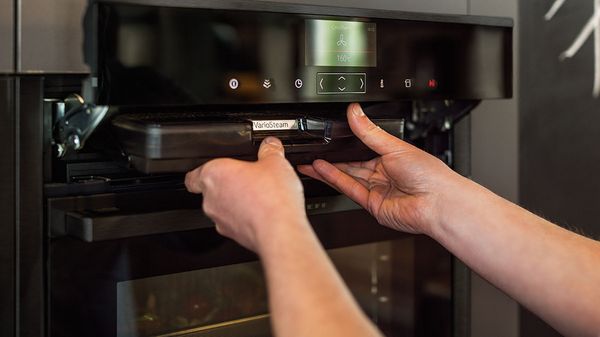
298, 103, 467, 236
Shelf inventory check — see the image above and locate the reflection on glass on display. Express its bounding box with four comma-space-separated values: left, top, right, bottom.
116, 238, 450, 337
117, 262, 268, 337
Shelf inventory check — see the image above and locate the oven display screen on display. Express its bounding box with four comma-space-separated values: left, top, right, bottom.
306, 20, 377, 67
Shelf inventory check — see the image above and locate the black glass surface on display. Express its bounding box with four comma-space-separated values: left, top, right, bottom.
50, 216, 452, 337
93, 3, 512, 106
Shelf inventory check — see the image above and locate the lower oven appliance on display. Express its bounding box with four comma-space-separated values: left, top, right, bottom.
0, 1, 512, 336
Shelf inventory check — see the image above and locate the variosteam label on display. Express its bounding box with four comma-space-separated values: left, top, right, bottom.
251, 119, 298, 131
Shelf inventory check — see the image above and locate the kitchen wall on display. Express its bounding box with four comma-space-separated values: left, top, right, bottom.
519, 0, 600, 335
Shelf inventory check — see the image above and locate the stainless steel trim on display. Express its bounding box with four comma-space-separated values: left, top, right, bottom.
0, 0, 14, 72
15, 0, 20, 72
98, 0, 513, 27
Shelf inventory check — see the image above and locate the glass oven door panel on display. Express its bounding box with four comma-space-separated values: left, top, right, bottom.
50, 211, 451, 337
116, 262, 268, 337
97, 238, 450, 337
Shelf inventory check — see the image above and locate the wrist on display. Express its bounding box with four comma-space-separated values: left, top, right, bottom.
253, 213, 313, 257
428, 173, 488, 241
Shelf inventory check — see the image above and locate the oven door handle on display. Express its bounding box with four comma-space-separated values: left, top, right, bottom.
57, 195, 361, 242
65, 209, 213, 242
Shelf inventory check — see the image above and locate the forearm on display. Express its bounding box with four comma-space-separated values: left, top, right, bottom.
433, 176, 600, 337
257, 218, 381, 337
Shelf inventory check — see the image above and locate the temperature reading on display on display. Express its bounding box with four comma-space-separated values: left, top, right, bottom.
306, 20, 377, 67
337, 54, 352, 63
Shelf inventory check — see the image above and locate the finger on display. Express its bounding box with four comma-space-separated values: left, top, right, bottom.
214, 222, 226, 236
185, 165, 206, 194
297, 165, 324, 181
298, 164, 343, 192
333, 163, 374, 182
313, 159, 369, 209
258, 137, 285, 160
347, 103, 416, 156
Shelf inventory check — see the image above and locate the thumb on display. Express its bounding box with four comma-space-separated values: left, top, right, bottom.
258, 137, 285, 160
347, 103, 415, 156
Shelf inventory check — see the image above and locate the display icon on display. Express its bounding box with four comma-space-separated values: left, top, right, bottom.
263, 79, 273, 89
404, 79, 412, 88
428, 79, 438, 89
229, 78, 239, 90
295, 79, 303, 89
337, 33, 348, 47
337, 75, 347, 92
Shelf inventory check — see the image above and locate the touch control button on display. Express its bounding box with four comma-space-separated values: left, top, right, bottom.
229, 78, 239, 90
317, 73, 367, 95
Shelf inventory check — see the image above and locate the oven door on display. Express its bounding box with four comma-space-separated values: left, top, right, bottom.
49, 192, 457, 337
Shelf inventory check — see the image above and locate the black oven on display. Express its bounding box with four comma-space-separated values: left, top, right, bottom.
0, 1, 512, 336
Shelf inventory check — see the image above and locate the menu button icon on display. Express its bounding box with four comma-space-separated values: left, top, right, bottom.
263, 79, 273, 89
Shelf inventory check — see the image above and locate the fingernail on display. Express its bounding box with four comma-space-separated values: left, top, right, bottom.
313, 159, 327, 169
264, 137, 281, 146
351, 104, 365, 116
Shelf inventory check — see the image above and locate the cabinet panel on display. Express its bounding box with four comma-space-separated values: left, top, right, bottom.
468, 1, 520, 337
21, 0, 89, 73
0, 77, 15, 337
0, 0, 13, 72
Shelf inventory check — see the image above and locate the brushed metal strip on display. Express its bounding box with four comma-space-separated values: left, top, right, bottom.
14, 0, 20, 72
98, 0, 513, 27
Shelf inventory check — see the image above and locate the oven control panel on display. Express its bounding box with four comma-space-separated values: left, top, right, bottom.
91, 2, 512, 106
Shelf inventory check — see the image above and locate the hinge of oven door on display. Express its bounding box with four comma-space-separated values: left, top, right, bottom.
53, 94, 110, 158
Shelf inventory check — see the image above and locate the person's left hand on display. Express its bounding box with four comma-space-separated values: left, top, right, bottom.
185, 137, 309, 254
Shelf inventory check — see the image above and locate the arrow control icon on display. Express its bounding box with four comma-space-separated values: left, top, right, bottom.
316, 73, 367, 94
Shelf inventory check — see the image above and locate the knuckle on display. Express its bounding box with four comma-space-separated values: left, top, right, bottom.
201, 160, 219, 176
202, 200, 218, 218
215, 223, 229, 236
203, 159, 234, 180
184, 172, 194, 190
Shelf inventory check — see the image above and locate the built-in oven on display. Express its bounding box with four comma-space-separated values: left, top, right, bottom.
9, 1, 512, 336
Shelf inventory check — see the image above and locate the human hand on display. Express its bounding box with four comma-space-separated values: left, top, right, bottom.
185, 137, 309, 253
298, 103, 466, 236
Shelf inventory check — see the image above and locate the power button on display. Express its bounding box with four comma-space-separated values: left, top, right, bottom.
229, 78, 239, 90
